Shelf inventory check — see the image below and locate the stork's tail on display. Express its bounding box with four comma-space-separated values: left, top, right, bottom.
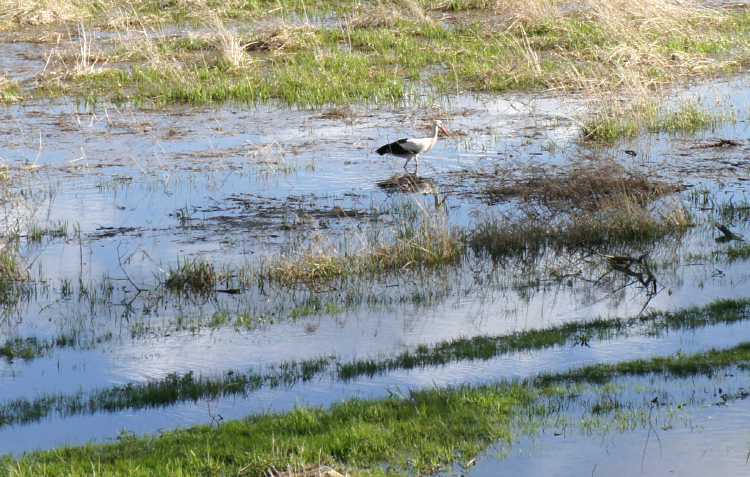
375, 145, 390, 156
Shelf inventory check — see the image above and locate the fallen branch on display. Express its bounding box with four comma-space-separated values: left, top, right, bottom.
715, 221, 744, 242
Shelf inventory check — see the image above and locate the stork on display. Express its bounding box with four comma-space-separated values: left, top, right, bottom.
376, 120, 451, 169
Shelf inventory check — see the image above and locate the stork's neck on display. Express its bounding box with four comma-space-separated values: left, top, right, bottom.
428, 122, 439, 148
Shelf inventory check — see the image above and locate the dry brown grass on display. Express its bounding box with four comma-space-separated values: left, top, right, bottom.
243, 22, 318, 53
484, 160, 682, 210
348, 7, 402, 30
266, 465, 347, 477
491, 0, 734, 129
0, 0, 744, 112
471, 159, 690, 258
263, 203, 463, 285
494, 0, 717, 36
2, 0, 84, 26
348, 0, 429, 29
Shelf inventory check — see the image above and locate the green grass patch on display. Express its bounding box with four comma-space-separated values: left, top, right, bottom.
535, 342, 750, 386
724, 243, 750, 262
0, 382, 537, 476
0, 332, 98, 362
651, 101, 732, 134
0, 76, 21, 103
6, 0, 750, 107
582, 100, 733, 141
27, 221, 69, 243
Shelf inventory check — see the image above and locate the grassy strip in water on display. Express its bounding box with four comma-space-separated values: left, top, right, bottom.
582, 99, 734, 141
337, 297, 750, 379
4, 344, 750, 475
469, 160, 690, 258
27, 220, 69, 244
534, 341, 750, 386
1, 296, 749, 428
469, 196, 690, 259
0, 332, 112, 362
2, 382, 538, 476
262, 165, 687, 285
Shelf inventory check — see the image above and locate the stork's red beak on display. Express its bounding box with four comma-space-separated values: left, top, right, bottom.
440, 126, 451, 137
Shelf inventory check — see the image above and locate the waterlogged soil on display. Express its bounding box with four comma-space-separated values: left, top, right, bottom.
2, 70, 750, 475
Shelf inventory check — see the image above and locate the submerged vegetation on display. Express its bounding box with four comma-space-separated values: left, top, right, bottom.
2, 296, 748, 428
4, 342, 750, 476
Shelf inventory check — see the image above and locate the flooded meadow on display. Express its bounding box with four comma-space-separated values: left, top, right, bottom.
2, 0, 750, 475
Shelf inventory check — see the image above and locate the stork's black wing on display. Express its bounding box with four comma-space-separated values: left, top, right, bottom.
376, 139, 415, 156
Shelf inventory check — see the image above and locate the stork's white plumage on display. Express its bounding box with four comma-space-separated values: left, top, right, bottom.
376, 120, 451, 169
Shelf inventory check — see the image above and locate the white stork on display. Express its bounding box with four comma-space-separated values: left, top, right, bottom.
376, 120, 451, 169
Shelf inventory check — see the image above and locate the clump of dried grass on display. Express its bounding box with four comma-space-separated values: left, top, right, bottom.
243, 22, 317, 53
348, 7, 401, 30
244, 141, 287, 169
493, 0, 728, 104
471, 160, 690, 258
493, 0, 559, 29
34, 23, 111, 80
495, 0, 717, 36
174, 1, 253, 68
485, 160, 681, 210
104, 8, 161, 30
263, 203, 463, 285
0, 75, 22, 103
3, 0, 84, 25
348, 0, 427, 29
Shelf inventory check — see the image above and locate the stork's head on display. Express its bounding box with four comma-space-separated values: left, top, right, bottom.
433, 120, 451, 137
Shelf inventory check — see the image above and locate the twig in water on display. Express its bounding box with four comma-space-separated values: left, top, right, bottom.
641, 400, 663, 473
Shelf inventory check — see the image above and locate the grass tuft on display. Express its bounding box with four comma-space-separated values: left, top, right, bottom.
165, 257, 216, 294
264, 202, 464, 285
471, 161, 689, 258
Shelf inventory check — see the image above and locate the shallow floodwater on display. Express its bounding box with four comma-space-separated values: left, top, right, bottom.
470, 372, 750, 476
470, 402, 750, 476
1, 74, 750, 464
